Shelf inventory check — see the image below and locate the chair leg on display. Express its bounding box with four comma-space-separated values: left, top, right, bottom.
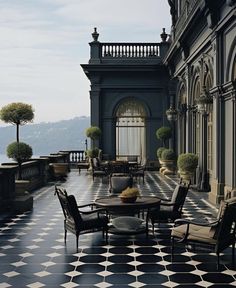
64, 229, 67, 244
171, 237, 174, 262
76, 234, 79, 252
232, 242, 235, 266
217, 252, 220, 270
105, 229, 108, 244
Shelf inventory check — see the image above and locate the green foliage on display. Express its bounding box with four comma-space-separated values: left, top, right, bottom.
85, 126, 101, 140
177, 153, 198, 172
156, 126, 172, 141
7, 141, 33, 161
86, 147, 99, 158
157, 147, 166, 159
161, 148, 176, 160
0, 102, 34, 125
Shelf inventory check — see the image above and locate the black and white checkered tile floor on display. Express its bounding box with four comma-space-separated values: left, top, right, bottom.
0, 171, 236, 287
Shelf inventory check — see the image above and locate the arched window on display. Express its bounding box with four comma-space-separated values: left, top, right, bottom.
116, 99, 146, 162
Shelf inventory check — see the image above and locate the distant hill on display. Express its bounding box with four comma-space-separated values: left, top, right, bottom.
0, 116, 90, 156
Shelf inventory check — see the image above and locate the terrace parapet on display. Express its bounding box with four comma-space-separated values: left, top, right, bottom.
88, 28, 170, 65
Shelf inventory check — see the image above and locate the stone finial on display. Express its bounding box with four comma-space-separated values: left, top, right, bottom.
92, 27, 99, 42
160, 28, 168, 42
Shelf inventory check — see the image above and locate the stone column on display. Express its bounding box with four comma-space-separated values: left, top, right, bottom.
208, 87, 225, 204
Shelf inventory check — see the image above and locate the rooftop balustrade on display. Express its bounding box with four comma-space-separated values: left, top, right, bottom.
101, 43, 160, 58
88, 29, 170, 64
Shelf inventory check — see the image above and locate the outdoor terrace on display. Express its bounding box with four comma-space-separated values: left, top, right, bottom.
1, 168, 236, 287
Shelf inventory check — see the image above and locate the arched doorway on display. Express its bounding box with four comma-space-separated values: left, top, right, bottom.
116, 99, 146, 162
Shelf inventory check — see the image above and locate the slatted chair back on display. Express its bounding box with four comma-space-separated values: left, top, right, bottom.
171, 181, 190, 213
214, 198, 236, 253
109, 175, 133, 194
55, 186, 83, 229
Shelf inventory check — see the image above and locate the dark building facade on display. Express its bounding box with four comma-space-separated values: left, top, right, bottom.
165, 0, 236, 204
81, 29, 172, 163
82, 0, 236, 205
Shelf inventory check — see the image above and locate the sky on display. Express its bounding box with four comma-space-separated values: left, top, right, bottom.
0, 0, 171, 126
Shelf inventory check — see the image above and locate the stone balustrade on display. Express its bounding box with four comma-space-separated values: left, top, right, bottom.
0, 150, 86, 212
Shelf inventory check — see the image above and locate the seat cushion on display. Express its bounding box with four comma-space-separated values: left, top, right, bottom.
81, 213, 108, 230
150, 206, 180, 221
112, 216, 144, 231
172, 224, 217, 244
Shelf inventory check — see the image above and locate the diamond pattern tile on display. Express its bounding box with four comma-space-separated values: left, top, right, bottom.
0, 171, 235, 287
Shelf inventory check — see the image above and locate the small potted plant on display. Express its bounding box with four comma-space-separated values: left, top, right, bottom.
177, 153, 198, 181
120, 187, 140, 203
160, 148, 176, 175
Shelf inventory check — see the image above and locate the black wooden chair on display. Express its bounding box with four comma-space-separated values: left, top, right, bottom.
171, 197, 236, 269
109, 174, 133, 194
148, 180, 190, 232
130, 159, 146, 184
55, 186, 109, 251
91, 157, 108, 181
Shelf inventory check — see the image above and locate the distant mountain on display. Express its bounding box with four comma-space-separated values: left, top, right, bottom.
0, 116, 90, 156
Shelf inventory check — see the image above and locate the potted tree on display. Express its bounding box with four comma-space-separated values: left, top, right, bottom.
0, 102, 34, 179
86, 126, 102, 156
7, 141, 33, 195
85, 126, 102, 169
177, 153, 198, 181
156, 126, 172, 147
160, 148, 176, 175
0, 102, 34, 211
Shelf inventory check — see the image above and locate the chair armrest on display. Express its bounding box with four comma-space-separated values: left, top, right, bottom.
159, 197, 171, 202
174, 218, 219, 227
160, 201, 174, 206
77, 203, 94, 209
80, 208, 107, 215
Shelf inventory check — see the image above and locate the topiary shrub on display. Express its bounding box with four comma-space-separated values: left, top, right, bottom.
156, 126, 172, 146
177, 153, 198, 173
7, 141, 33, 180
86, 126, 101, 140
157, 147, 166, 160
7, 141, 33, 162
86, 147, 99, 158
161, 148, 176, 160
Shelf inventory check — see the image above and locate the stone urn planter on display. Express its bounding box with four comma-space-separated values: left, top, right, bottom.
177, 153, 198, 183
14, 180, 33, 212
160, 149, 176, 175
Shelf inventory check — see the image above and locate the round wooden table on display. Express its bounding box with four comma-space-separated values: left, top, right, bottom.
95, 196, 160, 236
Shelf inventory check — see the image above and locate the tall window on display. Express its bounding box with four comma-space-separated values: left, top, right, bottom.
179, 85, 187, 153
205, 73, 213, 172
116, 99, 146, 162
233, 57, 236, 80
194, 79, 201, 157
